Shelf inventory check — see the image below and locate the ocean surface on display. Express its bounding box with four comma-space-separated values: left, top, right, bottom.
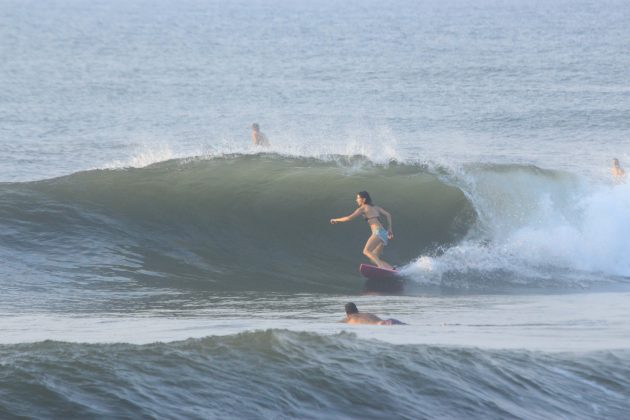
2, 0, 630, 418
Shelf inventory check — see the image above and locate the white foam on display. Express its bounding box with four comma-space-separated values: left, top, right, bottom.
104, 143, 179, 169
406, 168, 630, 284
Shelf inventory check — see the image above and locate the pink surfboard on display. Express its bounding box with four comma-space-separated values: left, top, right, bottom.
359, 264, 399, 279
360, 264, 403, 294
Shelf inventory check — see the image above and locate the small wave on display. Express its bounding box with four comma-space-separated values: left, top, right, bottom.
1, 330, 628, 418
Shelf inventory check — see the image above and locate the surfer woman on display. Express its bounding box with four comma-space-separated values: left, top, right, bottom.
330, 191, 394, 269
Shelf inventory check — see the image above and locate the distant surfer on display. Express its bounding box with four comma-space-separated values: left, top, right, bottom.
330, 191, 394, 269
251, 123, 270, 147
340, 302, 405, 325
611, 158, 625, 182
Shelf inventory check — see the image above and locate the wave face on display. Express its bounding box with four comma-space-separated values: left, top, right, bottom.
1, 330, 628, 419
3, 153, 630, 293
0, 154, 474, 293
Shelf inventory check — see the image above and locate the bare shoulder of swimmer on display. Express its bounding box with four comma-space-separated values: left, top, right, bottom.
346, 313, 383, 325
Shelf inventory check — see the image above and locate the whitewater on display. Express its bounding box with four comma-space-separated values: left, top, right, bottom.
2, 0, 630, 418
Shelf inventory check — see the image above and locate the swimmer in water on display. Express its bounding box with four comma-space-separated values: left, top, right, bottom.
330, 191, 394, 269
611, 158, 625, 182
340, 302, 406, 325
251, 123, 270, 147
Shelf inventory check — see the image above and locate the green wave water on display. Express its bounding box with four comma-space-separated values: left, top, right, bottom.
0, 154, 475, 293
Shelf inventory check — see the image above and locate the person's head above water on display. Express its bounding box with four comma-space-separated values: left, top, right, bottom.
613, 158, 621, 168
345, 302, 359, 315
356, 191, 373, 206
252, 123, 260, 132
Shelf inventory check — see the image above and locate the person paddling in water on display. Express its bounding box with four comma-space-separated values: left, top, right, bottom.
330, 191, 394, 269
340, 302, 406, 325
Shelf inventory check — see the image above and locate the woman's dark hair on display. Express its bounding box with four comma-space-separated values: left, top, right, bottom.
358, 191, 373, 205
345, 302, 358, 315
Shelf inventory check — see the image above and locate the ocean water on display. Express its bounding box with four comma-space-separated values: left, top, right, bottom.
2, 0, 630, 418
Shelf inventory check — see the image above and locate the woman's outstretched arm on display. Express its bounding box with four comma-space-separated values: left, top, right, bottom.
330, 207, 363, 224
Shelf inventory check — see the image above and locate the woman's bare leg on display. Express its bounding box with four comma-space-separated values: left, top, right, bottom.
363, 235, 393, 269
372, 241, 394, 269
